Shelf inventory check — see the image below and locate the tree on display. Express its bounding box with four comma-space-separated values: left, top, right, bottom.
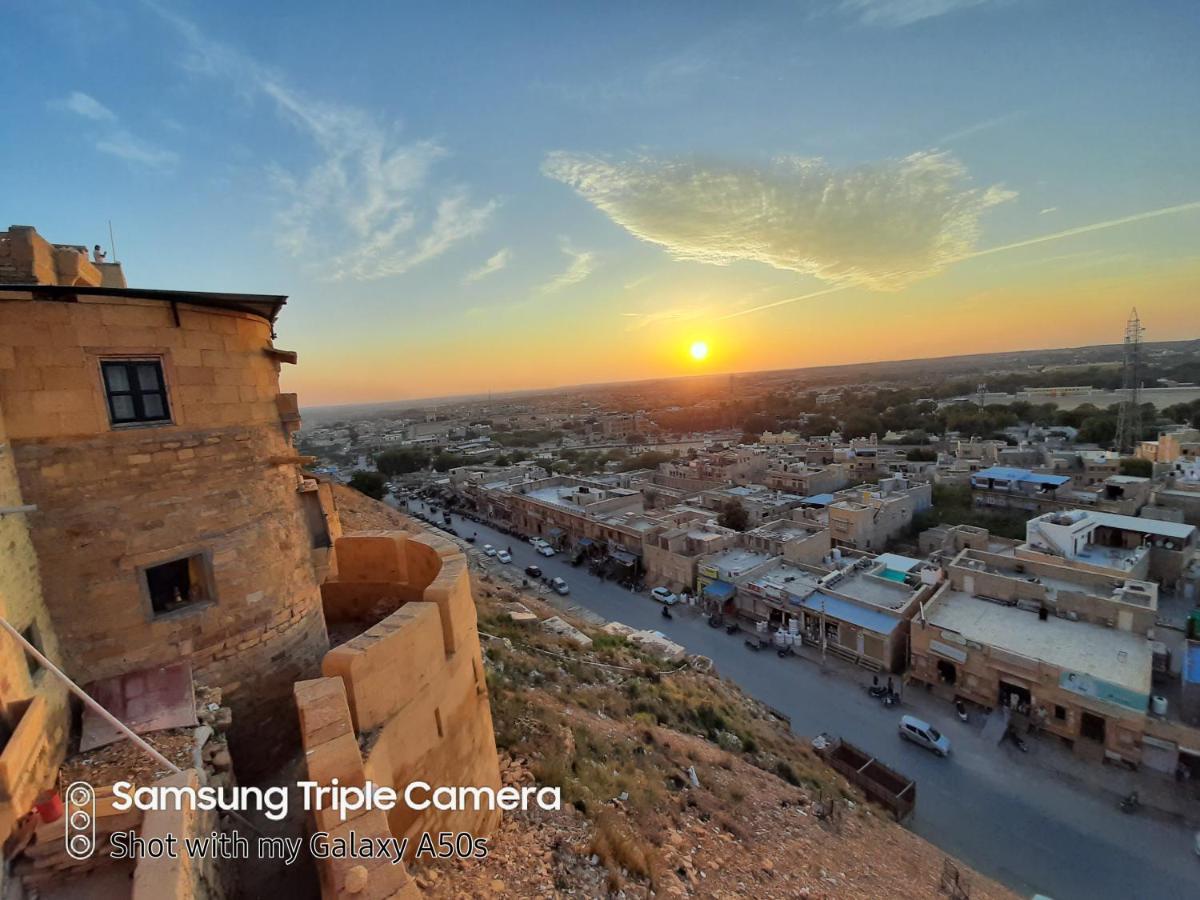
348, 470, 386, 500
375, 447, 430, 476
432, 451, 465, 472
905, 446, 937, 462
717, 499, 750, 532
1119, 457, 1153, 478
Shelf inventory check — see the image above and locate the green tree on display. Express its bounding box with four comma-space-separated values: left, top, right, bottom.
905, 446, 937, 462
375, 447, 430, 476
1119, 457, 1153, 478
717, 499, 750, 532
432, 451, 465, 472
348, 470, 386, 500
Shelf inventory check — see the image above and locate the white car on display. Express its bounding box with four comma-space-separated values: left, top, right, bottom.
483, 544, 497, 557
537, 545, 556, 557
899, 715, 951, 757
651, 587, 678, 606
551, 577, 569, 595
497, 550, 512, 564
530, 537, 547, 548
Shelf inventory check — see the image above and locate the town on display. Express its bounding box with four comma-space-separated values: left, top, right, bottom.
4, 2, 1199, 899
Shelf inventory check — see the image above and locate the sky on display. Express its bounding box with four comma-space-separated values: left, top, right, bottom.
3, 0, 1198, 406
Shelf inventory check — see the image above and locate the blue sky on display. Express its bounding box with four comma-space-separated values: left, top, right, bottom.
4, 1, 1198, 403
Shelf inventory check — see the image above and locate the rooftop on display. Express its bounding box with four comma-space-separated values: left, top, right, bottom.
700, 547, 773, 576
929, 590, 1152, 696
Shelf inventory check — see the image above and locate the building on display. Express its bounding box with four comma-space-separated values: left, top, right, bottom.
827, 476, 932, 551
764, 461, 848, 496
642, 517, 740, 591
1019, 509, 1197, 590
1137, 428, 1200, 465
0, 227, 501, 894
732, 553, 941, 672
910, 548, 1160, 765
969, 466, 1072, 499
744, 518, 831, 566
0, 225, 332, 774
698, 483, 805, 528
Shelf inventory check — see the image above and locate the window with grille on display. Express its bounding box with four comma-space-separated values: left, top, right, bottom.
101, 359, 170, 425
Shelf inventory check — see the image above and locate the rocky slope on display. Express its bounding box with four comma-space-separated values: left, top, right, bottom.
333, 485, 1015, 899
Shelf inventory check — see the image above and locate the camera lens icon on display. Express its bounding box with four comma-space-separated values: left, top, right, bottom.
64, 782, 96, 861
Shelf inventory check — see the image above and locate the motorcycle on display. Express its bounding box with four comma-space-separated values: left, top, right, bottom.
1119, 791, 1140, 814
707, 614, 724, 629
725, 622, 739, 635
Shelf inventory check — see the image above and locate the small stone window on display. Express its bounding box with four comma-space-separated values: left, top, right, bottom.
142, 554, 212, 618
101, 359, 171, 425
1054, 704, 1067, 721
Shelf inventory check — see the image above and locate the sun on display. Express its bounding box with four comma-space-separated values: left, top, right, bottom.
689, 340, 709, 361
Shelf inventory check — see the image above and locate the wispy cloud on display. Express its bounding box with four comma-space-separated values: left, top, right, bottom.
463, 248, 512, 284
50, 90, 177, 169
52, 90, 115, 122
144, 1, 496, 281
961, 200, 1200, 261
622, 307, 708, 331
541, 240, 596, 293
937, 111, 1023, 145
1039, 207, 1058, 215
545, 150, 1014, 291
719, 200, 1200, 319
839, 0, 993, 27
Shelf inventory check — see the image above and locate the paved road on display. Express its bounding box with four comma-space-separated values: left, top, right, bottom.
406, 500, 1197, 900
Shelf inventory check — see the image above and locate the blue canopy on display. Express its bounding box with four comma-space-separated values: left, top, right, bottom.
792, 591, 900, 636
703, 580, 737, 602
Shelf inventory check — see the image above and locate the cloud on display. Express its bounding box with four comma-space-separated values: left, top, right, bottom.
463, 248, 512, 284
838, 0, 993, 27
52, 91, 115, 122
94, 130, 179, 169
720, 199, 1200, 319
544, 151, 1014, 291
1039, 207, 1058, 215
622, 307, 708, 331
541, 240, 596, 293
51, 90, 177, 169
937, 111, 1023, 145
144, 1, 496, 281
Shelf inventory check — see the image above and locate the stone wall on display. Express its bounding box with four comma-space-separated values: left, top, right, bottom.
296, 530, 501, 896
0, 293, 332, 777
0, 398, 69, 846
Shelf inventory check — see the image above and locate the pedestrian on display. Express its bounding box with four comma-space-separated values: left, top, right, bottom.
92, 244, 107, 263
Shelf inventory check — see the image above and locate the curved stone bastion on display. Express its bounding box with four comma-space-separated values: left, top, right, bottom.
294, 528, 501, 899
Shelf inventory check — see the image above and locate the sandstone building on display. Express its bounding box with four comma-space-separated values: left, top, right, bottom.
0, 224, 331, 774
0, 227, 501, 897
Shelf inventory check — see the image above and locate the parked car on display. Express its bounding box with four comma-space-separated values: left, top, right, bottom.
898, 715, 951, 757
537, 545, 556, 557
530, 537, 547, 548
651, 587, 679, 606
551, 576, 570, 595
497, 550, 512, 564
483, 544, 497, 556
524, 565, 543, 578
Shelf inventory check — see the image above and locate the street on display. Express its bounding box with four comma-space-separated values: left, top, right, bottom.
406, 499, 1197, 900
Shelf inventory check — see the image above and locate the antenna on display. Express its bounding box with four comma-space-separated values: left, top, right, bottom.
107, 220, 118, 263
1114, 308, 1144, 454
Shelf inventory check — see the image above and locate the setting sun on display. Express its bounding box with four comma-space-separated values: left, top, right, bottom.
689, 340, 709, 361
